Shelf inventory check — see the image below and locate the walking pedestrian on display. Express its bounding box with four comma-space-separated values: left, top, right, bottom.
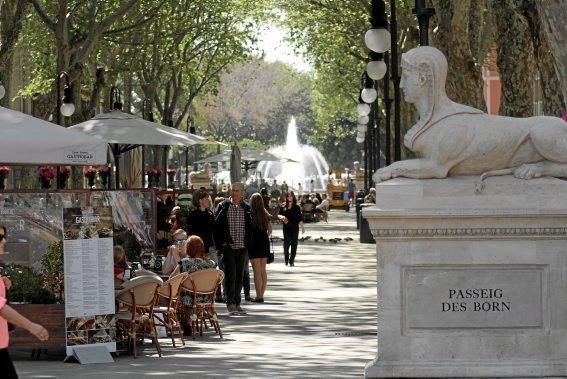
279, 191, 302, 266
1, 226, 49, 378
248, 193, 272, 302
214, 182, 252, 315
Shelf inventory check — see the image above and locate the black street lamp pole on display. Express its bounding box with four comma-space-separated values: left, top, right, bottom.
141, 98, 154, 188
413, 0, 436, 46
110, 87, 123, 189
383, 51, 392, 166
391, 0, 402, 162
55, 72, 74, 189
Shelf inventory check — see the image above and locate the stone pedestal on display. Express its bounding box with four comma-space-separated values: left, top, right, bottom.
363, 176, 567, 378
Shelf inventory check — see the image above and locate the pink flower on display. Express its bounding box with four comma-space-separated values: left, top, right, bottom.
0, 166, 11, 175
97, 165, 110, 174
38, 166, 56, 180
58, 166, 71, 175
83, 166, 97, 178
145, 167, 162, 175
562, 110, 567, 122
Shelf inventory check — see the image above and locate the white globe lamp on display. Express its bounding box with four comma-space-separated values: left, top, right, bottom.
60, 102, 75, 117
357, 103, 370, 116
0, 84, 5, 100
357, 124, 368, 133
364, 28, 391, 53
357, 115, 369, 125
361, 88, 378, 104
367, 60, 387, 80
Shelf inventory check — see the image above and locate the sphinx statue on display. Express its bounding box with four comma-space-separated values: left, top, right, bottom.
374, 46, 567, 185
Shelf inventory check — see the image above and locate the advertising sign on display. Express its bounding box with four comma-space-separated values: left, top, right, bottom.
63, 207, 116, 357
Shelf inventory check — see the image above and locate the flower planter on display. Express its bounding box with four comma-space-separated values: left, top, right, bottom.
167, 173, 175, 188
8, 304, 66, 353
100, 172, 109, 188
39, 177, 52, 189
57, 175, 69, 189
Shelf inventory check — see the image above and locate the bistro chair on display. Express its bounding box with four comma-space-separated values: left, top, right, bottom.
181, 269, 225, 339
115, 275, 163, 358
153, 272, 188, 347
301, 202, 317, 223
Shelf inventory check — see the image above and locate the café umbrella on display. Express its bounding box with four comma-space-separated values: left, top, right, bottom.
0, 106, 108, 165
69, 110, 220, 187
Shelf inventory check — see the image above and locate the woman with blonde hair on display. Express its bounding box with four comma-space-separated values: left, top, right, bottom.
248, 193, 272, 302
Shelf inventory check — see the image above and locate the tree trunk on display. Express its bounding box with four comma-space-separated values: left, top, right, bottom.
535, 0, 567, 109
491, 0, 534, 117
0, 0, 31, 108
521, 1, 565, 116
431, 0, 486, 110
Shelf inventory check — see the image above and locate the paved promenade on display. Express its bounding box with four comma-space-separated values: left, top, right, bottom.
13, 210, 377, 378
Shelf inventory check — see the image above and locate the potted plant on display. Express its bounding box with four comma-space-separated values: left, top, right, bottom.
0, 165, 11, 190
98, 165, 110, 188
166, 167, 176, 188
2, 242, 65, 351
145, 166, 162, 188
38, 166, 56, 189
83, 166, 97, 188
57, 166, 71, 188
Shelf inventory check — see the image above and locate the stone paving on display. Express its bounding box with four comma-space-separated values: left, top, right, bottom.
12, 210, 377, 378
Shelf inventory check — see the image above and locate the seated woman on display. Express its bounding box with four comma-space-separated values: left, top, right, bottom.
169, 235, 216, 278
162, 229, 188, 275
170, 236, 216, 332
113, 245, 128, 286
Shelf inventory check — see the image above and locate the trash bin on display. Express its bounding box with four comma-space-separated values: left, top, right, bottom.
355, 190, 366, 230
359, 203, 375, 244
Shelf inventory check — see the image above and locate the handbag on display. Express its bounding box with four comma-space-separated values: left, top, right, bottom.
267, 236, 275, 264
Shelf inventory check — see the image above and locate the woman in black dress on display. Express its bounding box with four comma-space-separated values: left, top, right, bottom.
248, 193, 272, 302
279, 191, 302, 266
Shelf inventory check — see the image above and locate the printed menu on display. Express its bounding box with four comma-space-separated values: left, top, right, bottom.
63, 207, 116, 356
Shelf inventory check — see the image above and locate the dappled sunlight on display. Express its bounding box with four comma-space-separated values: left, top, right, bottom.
14, 210, 377, 378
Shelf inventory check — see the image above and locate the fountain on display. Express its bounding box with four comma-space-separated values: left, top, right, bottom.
257, 117, 329, 191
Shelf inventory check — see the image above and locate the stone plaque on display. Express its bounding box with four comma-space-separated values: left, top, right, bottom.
403, 265, 546, 330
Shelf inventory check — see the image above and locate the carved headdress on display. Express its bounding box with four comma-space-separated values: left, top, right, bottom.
401, 46, 483, 149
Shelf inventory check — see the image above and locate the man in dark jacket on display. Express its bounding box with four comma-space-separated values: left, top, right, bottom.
214, 182, 252, 315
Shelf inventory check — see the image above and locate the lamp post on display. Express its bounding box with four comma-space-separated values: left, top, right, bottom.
109, 86, 123, 188
141, 98, 154, 188
189, 118, 197, 188
359, 0, 392, 189
413, 0, 436, 46
56, 72, 75, 126
391, 0, 402, 162
55, 72, 75, 189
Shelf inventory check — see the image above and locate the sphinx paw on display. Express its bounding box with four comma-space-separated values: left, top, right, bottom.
374, 168, 392, 182
513, 163, 542, 179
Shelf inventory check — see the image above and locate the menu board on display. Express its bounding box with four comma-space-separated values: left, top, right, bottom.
63, 207, 116, 356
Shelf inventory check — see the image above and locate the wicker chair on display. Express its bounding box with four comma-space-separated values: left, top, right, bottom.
153, 272, 188, 347
115, 275, 163, 358
181, 269, 225, 339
